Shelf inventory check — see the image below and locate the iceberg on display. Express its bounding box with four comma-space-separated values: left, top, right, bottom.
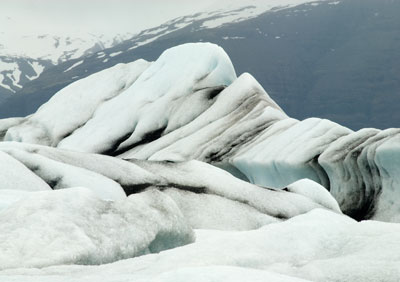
3, 60, 151, 146
1, 42, 400, 281
0, 187, 194, 270
0, 142, 340, 230
2, 43, 399, 221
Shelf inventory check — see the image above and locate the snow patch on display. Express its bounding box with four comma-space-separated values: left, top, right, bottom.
0, 73, 15, 92
26, 61, 45, 80
109, 51, 123, 57
63, 60, 83, 72
222, 36, 245, 40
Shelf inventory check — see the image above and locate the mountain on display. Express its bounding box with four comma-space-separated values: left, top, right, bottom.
0, 0, 399, 130
0, 0, 320, 98
1, 42, 400, 282
0, 31, 132, 96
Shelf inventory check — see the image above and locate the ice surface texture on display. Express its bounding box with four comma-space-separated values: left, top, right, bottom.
3, 42, 399, 222
0, 141, 340, 270
1, 42, 400, 282
0, 142, 339, 232
2, 209, 400, 282
0, 187, 194, 269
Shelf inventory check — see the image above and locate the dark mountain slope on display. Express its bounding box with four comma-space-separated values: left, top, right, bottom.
1, 0, 399, 130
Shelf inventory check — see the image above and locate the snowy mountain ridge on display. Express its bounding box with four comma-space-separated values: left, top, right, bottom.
124, 0, 338, 53
0, 0, 336, 96
0, 32, 132, 94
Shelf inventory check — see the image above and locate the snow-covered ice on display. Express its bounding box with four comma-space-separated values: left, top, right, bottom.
57, 42, 236, 153
5, 60, 151, 146
0, 150, 50, 192
0, 187, 194, 270
0, 141, 340, 230
0, 117, 23, 141
1, 209, 400, 281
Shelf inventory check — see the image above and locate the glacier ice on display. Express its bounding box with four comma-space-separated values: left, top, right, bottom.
0, 142, 340, 230
1, 146, 126, 201
4, 60, 151, 146
1, 41, 400, 281
3, 43, 398, 221
2, 209, 400, 282
0, 150, 51, 192
0, 117, 23, 141
0, 187, 194, 270
58, 42, 237, 154
0, 189, 31, 212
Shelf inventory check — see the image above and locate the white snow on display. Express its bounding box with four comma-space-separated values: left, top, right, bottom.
63, 60, 84, 72
0, 60, 18, 74
0, 73, 15, 92
0, 32, 134, 94
0, 189, 31, 212
0, 60, 22, 91
141, 26, 169, 36
26, 61, 45, 80
109, 51, 123, 57
200, 0, 332, 29
0, 33, 132, 64
222, 36, 245, 40
1, 209, 400, 281
0, 187, 194, 270
7, 68, 22, 88
128, 32, 174, 51
201, 10, 252, 29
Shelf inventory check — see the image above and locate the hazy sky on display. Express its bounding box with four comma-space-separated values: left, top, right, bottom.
0, 0, 222, 36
